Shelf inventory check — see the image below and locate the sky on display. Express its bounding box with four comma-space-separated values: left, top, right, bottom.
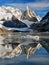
0, 0, 49, 4
0, 0, 49, 17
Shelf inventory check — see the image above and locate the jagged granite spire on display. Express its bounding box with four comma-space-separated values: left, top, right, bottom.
21, 6, 41, 22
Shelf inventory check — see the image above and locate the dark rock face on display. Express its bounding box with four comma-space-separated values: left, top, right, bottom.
40, 12, 49, 22
30, 22, 44, 32
3, 19, 27, 28
28, 17, 38, 22
30, 12, 49, 32
40, 12, 49, 31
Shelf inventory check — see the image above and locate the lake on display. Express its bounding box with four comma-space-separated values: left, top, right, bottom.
0, 32, 49, 65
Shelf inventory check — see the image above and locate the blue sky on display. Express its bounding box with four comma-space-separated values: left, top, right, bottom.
0, 0, 49, 4
0, 0, 49, 17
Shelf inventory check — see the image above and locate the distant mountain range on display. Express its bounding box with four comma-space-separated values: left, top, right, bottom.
0, 6, 49, 32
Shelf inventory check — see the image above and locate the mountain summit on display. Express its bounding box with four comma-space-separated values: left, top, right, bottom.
40, 12, 49, 23
21, 6, 41, 22
30, 12, 49, 32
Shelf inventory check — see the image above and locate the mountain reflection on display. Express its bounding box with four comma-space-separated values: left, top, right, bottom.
0, 32, 49, 59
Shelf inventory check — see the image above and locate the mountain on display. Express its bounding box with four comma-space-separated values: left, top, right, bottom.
0, 16, 29, 32
21, 6, 41, 22
0, 6, 22, 21
3, 18, 27, 28
40, 12, 49, 23
40, 12, 49, 31
30, 12, 49, 32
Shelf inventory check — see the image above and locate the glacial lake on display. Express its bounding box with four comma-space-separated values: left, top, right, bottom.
0, 32, 49, 65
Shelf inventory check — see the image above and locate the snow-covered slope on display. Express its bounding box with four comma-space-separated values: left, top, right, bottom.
0, 6, 22, 21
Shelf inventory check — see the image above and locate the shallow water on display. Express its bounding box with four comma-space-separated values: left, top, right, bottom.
0, 32, 49, 65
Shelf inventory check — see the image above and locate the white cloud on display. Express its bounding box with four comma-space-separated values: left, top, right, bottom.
4, 2, 49, 17
5, 2, 49, 8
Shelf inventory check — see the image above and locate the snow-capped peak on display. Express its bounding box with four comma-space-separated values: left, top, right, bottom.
0, 6, 22, 21
21, 6, 41, 22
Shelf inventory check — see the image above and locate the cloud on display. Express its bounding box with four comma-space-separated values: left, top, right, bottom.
5, 2, 49, 10
4, 2, 49, 17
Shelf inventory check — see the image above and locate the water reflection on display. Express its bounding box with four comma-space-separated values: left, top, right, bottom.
0, 32, 49, 65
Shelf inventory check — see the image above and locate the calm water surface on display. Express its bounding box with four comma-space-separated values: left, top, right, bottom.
0, 32, 49, 65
